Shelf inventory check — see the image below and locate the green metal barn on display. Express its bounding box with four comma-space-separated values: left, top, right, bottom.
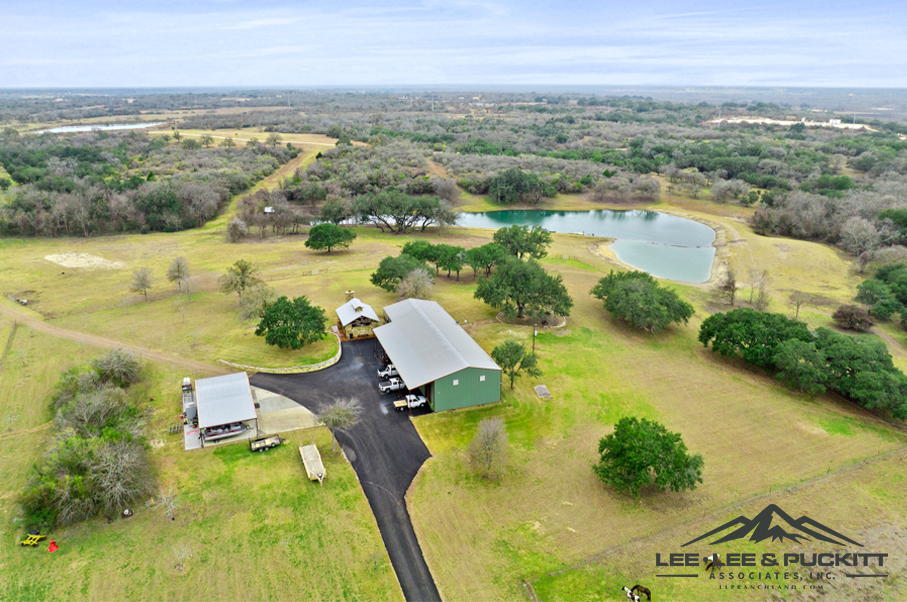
373, 299, 502, 411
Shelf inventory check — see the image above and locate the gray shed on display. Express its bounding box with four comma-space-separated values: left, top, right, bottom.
195, 372, 258, 441
373, 299, 501, 411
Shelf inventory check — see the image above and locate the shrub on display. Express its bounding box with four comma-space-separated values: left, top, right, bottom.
92, 349, 141, 389
833, 304, 874, 332
467, 417, 508, 480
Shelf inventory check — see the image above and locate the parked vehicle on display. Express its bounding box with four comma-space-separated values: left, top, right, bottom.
394, 394, 427, 411
377, 364, 398, 379
378, 377, 405, 394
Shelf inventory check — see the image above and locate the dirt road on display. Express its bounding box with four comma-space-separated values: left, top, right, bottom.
0, 302, 226, 376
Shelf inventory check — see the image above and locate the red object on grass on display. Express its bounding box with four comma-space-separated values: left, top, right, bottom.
48, 540, 58, 553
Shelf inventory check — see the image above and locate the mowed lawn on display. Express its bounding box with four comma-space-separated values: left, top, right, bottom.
406, 234, 907, 601
0, 318, 402, 602
531, 455, 907, 602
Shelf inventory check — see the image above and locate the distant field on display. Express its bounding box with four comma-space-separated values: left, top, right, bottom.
147, 129, 341, 149
0, 319, 402, 602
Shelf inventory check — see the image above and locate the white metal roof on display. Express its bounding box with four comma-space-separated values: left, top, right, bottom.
373, 299, 500, 389
195, 372, 257, 429
336, 298, 380, 326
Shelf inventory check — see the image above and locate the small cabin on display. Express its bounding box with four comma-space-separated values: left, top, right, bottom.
335, 298, 381, 339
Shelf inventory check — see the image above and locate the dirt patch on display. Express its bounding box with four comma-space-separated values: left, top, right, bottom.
44, 252, 125, 269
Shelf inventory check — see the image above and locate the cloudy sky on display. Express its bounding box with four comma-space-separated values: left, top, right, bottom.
2, 0, 905, 88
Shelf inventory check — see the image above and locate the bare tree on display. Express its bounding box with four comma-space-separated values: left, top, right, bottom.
839, 216, 881, 255
397, 268, 434, 300
747, 268, 769, 305
467, 417, 508, 480
130, 268, 153, 302
716, 270, 737, 306
93, 349, 142, 388
226, 216, 248, 242
167, 257, 190, 293
238, 284, 278, 323
789, 291, 808, 319
89, 440, 153, 518
173, 543, 193, 572
711, 179, 750, 203
432, 178, 458, 202
830, 154, 847, 174
318, 397, 363, 452
755, 271, 771, 311
158, 485, 180, 520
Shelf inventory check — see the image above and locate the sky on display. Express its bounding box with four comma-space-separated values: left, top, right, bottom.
1, 0, 905, 89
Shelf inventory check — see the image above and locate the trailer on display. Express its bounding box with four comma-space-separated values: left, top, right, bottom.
250, 434, 284, 452
299, 444, 325, 484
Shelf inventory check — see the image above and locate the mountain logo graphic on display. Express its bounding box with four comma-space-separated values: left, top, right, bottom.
681, 504, 863, 547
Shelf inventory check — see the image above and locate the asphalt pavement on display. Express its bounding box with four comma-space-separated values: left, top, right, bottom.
250, 338, 441, 602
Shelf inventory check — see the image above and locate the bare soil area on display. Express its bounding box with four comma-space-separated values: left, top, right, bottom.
44, 252, 126, 269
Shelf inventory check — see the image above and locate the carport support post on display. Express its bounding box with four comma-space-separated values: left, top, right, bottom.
533, 328, 537, 354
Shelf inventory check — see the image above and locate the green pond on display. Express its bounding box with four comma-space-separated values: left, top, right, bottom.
458, 209, 716, 283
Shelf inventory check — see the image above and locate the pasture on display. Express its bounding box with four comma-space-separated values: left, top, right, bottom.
0, 317, 402, 602
0, 131, 905, 601
406, 236, 906, 601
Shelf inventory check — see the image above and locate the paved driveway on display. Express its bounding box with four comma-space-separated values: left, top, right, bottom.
250, 339, 441, 602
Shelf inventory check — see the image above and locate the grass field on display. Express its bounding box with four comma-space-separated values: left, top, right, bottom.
405, 234, 906, 600
0, 317, 403, 602
1, 157, 906, 601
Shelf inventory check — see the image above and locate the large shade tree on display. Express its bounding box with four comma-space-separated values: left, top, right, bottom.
474, 257, 573, 320
594, 417, 704, 497
465, 243, 507, 279
305, 223, 357, 253
370, 254, 432, 292
591, 271, 694, 332
352, 190, 455, 234
255, 296, 327, 350
492, 225, 552, 260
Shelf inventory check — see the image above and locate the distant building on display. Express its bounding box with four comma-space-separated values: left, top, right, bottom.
829, 119, 842, 125
263, 206, 275, 214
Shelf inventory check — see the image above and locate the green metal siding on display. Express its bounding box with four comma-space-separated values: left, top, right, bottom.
430, 367, 501, 411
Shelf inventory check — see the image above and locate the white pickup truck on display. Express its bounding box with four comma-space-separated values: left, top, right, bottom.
394, 394, 427, 411
378, 377, 405, 394
377, 364, 398, 379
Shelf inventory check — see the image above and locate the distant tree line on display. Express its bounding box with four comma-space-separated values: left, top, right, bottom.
0, 130, 295, 236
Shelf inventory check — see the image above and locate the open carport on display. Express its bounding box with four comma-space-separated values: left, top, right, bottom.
250, 338, 441, 602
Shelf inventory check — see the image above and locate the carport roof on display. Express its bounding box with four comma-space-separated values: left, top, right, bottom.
195, 372, 257, 429
373, 299, 500, 389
